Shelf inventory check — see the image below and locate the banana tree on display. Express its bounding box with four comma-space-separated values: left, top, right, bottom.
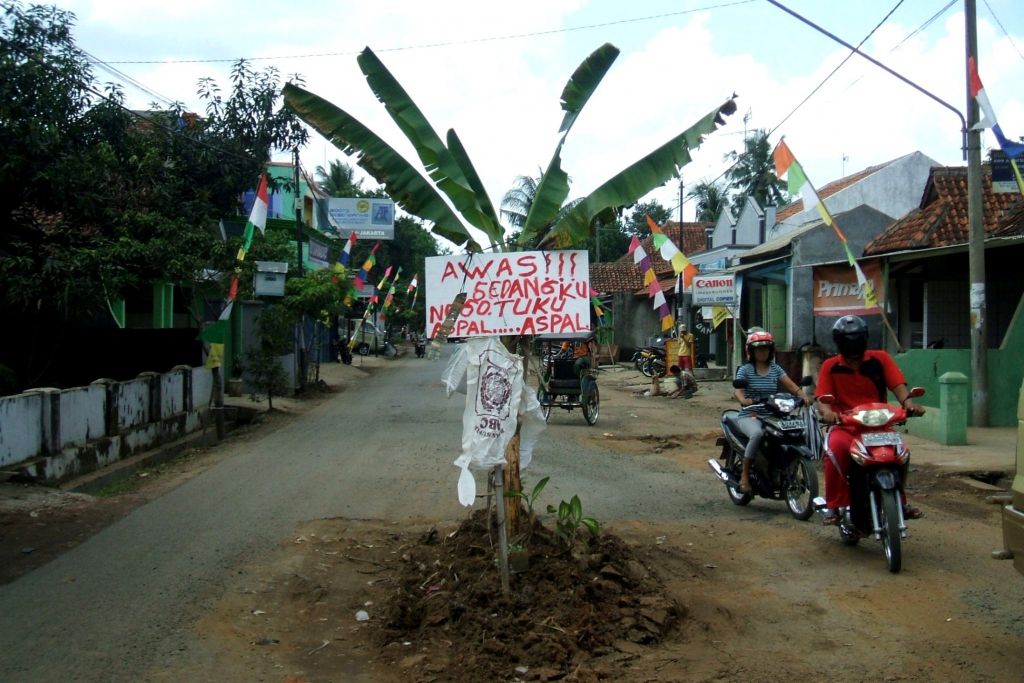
282, 43, 736, 541
282, 43, 736, 254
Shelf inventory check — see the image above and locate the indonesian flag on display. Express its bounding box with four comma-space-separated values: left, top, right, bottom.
773, 139, 877, 308
969, 57, 1024, 161
406, 273, 418, 294
237, 174, 269, 261
338, 232, 357, 267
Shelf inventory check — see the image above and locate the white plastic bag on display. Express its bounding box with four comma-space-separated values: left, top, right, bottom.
452, 337, 529, 506
440, 344, 469, 396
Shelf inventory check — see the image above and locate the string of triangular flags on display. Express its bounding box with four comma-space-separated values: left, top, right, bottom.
628, 234, 674, 332
772, 140, 878, 308
969, 57, 1024, 194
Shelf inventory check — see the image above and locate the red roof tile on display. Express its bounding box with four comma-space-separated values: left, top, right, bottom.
590, 261, 642, 294
775, 160, 891, 222
864, 166, 1024, 254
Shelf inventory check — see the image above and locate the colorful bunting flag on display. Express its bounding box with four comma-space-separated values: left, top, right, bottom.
645, 215, 698, 287
772, 140, 877, 308
628, 236, 673, 331
236, 173, 269, 261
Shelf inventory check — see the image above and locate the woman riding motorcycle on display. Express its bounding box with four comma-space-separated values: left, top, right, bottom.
734, 329, 806, 493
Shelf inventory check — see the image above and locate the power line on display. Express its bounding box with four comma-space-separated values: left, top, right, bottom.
104, 0, 757, 65
83, 48, 181, 109
983, 0, 1024, 65
667, 0, 907, 218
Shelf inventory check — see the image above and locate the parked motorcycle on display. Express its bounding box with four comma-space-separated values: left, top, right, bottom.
415, 338, 426, 358
708, 378, 819, 520
813, 387, 925, 573
635, 346, 666, 377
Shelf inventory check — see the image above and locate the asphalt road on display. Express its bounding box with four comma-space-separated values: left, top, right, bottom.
0, 350, 721, 681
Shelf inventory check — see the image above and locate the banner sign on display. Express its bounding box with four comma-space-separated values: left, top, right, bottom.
425, 251, 591, 338
327, 198, 395, 239
691, 273, 736, 305
812, 260, 885, 316
308, 237, 330, 267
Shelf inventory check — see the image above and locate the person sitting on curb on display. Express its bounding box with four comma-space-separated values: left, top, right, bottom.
665, 365, 696, 399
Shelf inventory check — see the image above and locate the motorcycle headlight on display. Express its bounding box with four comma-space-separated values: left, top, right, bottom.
851, 408, 895, 427
771, 396, 798, 414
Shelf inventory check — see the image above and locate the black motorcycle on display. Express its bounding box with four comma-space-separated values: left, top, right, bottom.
708, 378, 819, 520
415, 338, 426, 358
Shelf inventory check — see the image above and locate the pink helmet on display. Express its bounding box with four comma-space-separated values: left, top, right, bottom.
745, 328, 775, 361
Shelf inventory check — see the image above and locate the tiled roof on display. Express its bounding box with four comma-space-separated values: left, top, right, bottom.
615, 221, 712, 276
590, 261, 642, 294
775, 160, 892, 222
864, 166, 1024, 255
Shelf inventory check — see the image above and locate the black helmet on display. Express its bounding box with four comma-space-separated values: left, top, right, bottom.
832, 315, 868, 357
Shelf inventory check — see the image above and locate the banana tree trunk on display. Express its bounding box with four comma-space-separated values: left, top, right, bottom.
501, 337, 528, 539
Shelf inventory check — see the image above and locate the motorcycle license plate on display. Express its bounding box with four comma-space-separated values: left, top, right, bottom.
861, 432, 902, 446
779, 419, 804, 430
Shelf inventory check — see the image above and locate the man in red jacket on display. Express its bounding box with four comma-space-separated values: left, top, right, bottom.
816, 315, 925, 525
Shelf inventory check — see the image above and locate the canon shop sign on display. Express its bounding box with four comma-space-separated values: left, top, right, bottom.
691, 274, 736, 305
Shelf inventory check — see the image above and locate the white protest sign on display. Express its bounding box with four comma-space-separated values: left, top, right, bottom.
425, 251, 591, 338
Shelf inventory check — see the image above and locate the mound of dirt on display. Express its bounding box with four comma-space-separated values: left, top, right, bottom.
377, 510, 682, 681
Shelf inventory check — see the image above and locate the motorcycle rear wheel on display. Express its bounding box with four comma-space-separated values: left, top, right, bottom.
880, 489, 903, 573
785, 458, 819, 521
582, 386, 600, 425
724, 447, 751, 506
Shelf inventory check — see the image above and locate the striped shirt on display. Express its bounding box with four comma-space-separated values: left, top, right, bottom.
736, 362, 788, 414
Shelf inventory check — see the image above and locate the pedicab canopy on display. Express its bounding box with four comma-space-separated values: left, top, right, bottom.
425, 251, 592, 339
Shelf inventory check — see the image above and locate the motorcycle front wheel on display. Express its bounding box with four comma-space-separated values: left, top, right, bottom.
879, 488, 903, 573
724, 446, 751, 506
785, 458, 819, 521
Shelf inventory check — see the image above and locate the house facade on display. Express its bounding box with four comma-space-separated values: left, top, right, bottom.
864, 165, 1024, 427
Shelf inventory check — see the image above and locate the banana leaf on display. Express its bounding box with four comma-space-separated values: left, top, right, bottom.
282, 83, 481, 251
447, 129, 503, 251
521, 44, 619, 246
357, 48, 504, 246
539, 96, 738, 249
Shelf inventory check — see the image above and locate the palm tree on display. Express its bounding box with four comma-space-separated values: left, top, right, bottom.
501, 172, 584, 249
724, 129, 788, 212
687, 179, 729, 222
315, 159, 364, 197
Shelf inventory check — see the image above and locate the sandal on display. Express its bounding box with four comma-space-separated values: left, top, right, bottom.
903, 505, 924, 520
739, 479, 752, 494
822, 510, 839, 526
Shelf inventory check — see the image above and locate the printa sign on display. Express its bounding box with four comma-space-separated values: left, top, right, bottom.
425, 251, 591, 338
327, 198, 395, 239
691, 273, 736, 305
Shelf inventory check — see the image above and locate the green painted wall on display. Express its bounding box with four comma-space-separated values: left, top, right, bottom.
895, 345, 1022, 427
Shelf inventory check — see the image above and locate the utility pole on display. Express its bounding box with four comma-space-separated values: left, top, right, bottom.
679, 177, 684, 226
294, 147, 303, 277
965, 0, 989, 425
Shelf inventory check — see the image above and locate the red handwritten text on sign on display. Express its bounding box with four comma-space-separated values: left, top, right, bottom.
424, 251, 591, 338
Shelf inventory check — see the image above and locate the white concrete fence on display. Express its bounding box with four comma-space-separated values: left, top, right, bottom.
0, 365, 214, 484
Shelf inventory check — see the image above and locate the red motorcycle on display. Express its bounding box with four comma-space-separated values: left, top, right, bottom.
814, 387, 924, 573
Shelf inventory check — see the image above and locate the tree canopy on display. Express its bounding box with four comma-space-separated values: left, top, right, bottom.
0, 1, 307, 320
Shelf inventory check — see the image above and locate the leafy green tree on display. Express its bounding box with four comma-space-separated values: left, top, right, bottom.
623, 200, 671, 237
724, 129, 788, 213
688, 179, 730, 222
246, 304, 292, 410
0, 2, 307, 385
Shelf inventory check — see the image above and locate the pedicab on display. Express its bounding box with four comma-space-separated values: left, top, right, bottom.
534, 332, 600, 425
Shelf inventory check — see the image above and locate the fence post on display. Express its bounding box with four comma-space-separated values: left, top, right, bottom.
24, 388, 61, 457
91, 378, 119, 437
137, 371, 161, 426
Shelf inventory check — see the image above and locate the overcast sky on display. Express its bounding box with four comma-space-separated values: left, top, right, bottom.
47, 0, 1024, 247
